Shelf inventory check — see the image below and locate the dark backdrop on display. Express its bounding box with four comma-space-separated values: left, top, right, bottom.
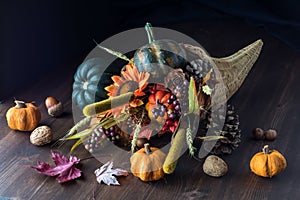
1, 0, 299, 101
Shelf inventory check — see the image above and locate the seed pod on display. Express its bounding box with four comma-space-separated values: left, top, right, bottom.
163, 128, 187, 174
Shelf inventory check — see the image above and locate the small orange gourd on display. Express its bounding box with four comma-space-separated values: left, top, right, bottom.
130, 143, 166, 181
146, 90, 170, 123
6, 100, 41, 131
250, 145, 287, 177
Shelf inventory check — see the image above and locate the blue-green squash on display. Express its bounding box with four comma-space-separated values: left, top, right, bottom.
133, 23, 187, 78
72, 58, 113, 109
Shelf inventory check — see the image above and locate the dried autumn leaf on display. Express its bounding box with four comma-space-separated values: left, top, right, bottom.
31, 151, 81, 183
202, 69, 212, 84
95, 161, 128, 185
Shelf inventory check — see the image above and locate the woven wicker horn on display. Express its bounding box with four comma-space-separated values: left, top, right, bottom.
183, 39, 263, 100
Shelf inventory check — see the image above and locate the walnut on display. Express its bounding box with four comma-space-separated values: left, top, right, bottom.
30, 126, 53, 146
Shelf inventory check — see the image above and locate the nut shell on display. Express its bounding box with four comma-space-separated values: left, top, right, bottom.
45, 97, 59, 109
264, 129, 277, 141
48, 102, 63, 117
253, 128, 265, 140
203, 155, 228, 177
30, 126, 53, 146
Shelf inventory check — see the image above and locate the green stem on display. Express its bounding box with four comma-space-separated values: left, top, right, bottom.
100, 113, 129, 129
83, 92, 133, 116
70, 138, 84, 153
145, 22, 155, 43
60, 128, 93, 140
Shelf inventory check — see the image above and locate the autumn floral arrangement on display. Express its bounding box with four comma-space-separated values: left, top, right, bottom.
62, 23, 218, 180
53, 23, 245, 180
24, 23, 283, 186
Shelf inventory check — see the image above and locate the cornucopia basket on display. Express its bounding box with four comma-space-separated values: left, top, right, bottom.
62, 23, 263, 180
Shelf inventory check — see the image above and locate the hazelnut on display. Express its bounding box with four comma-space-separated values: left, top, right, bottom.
203, 155, 228, 177
30, 126, 53, 146
45, 96, 63, 117
136, 138, 146, 148
264, 129, 277, 141
45, 97, 58, 109
253, 128, 265, 140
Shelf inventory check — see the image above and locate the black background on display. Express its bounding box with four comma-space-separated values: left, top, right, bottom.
1, 0, 299, 100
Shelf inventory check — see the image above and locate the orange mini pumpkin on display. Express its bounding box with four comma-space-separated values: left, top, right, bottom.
130, 143, 166, 181
250, 145, 287, 177
6, 100, 41, 131
146, 90, 170, 123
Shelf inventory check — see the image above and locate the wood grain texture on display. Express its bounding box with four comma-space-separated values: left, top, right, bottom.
1, 19, 300, 200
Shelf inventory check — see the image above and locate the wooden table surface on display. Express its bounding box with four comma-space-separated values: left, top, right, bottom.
1, 19, 300, 200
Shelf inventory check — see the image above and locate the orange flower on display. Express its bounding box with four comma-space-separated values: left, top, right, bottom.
105, 64, 150, 116
105, 64, 150, 98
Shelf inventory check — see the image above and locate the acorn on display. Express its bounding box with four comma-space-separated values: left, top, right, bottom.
264, 129, 277, 141
45, 96, 63, 117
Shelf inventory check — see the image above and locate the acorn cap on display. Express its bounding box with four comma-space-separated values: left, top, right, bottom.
48, 101, 63, 117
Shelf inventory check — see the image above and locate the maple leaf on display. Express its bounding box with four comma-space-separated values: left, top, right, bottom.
31, 151, 81, 183
94, 161, 128, 186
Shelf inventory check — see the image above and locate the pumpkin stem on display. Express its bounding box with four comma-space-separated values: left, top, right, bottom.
144, 143, 151, 155
262, 145, 270, 154
15, 100, 26, 108
145, 22, 155, 43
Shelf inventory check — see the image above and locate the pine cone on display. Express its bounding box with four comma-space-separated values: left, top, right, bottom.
187, 59, 211, 78
200, 104, 241, 155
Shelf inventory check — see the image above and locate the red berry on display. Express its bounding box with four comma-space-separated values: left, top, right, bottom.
169, 126, 176, 133
166, 120, 173, 126
162, 126, 169, 131
174, 121, 178, 127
